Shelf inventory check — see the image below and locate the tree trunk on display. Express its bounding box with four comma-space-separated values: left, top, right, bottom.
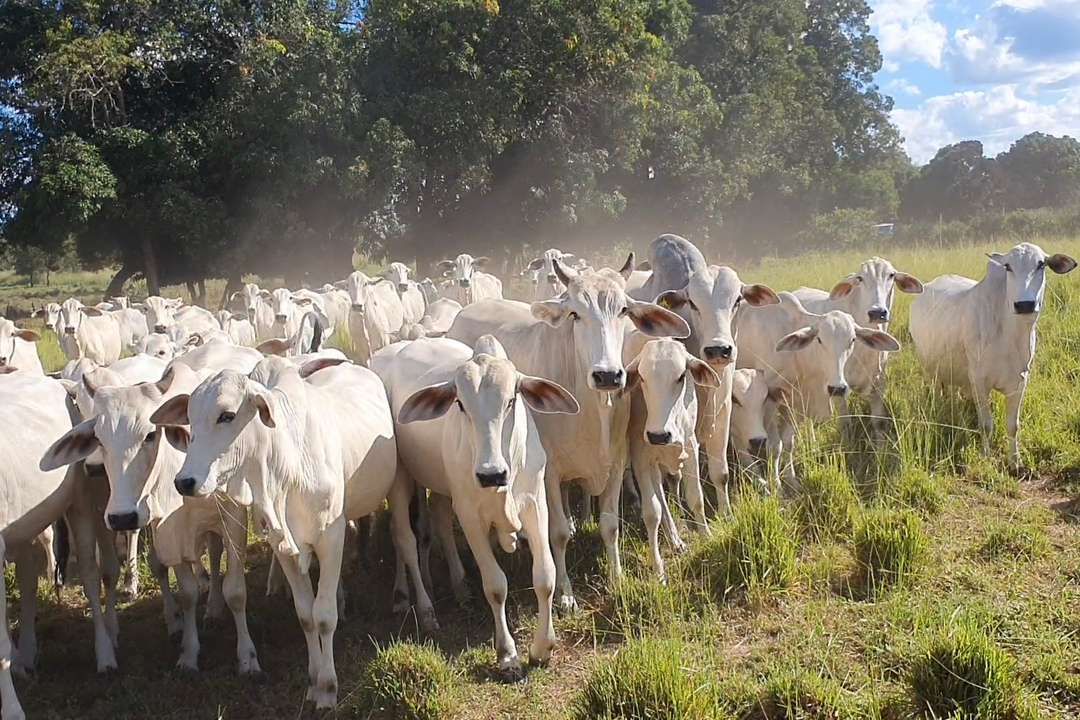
106, 262, 137, 298
185, 281, 197, 304
219, 271, 242, 311
197, 279, 206, 306
140, 237, 160, 295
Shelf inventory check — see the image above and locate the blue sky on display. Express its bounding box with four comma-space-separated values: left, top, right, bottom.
871, 0, 1080, 163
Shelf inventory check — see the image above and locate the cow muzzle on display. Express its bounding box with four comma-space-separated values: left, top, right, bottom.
703, 344, 734, 364
274, 314, 288, 323
867, 307, 889, 323
827, 384, 849, 398
397, 283, 409, 293
1014, 300, 1037, 315
350, 303, 364, 313
590, 368, 625, 390
107, 511, 140, 532
749, 437, 768, 458
476, 470, 509, 488
175, 476, 199, 496
646, 430, 673, 446
64, 326, 76, 335
153, 324, 167, 333
458, 279, 471, 288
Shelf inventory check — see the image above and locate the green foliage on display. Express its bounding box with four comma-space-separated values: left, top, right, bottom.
800, 208, 880, 250
363, 641, 458, 720
793, 464, 858, 540
979, 522, 1048, 562
570, 637, 721, 720
853, 508, 926, 594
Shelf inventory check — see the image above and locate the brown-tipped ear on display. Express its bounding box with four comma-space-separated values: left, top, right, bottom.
253, 392, 276, 428
621, 356, 642, 397
531, 298, 572, 328
775, 326, 818, 352
828, 277, 857, 300
82, 306, 104, 317
150, 394, 191, 425
518, 375, 579, 415
527, 257, 545, 271
398, 382, 457, 424
155, 367, 176, 395
473, 256, 491, 268
655, 288, 690, 311
14, 329, 40, 342
687, 357, 721, 388
298, 357, 347, 379
40, 419, 100, 471
0, 365, 17, 375
636, 260, 651, 271
767, 386, 787, 403
57, 378, 78, 398
625, 300, 691, 339
618, 252, 635, 280
855, 327, 901, 352
163, 426, 190, 453
894, 272, 923, 293
1047, 253, 1078, 274
256, 338, 292, 356
742, 284, 780, 306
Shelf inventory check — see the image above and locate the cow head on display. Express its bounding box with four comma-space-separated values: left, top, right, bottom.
826, 257, 923, 326
32, 302, 62, 335
437, 254, 491, 289
988, 242, 1077, 317
623, 339, 718, 447
381, 262, 413, 294
527, 249, 575, 297
59, 298, 105, 336
134, 296, 184, 334
0, 318, 39, 367
261, 287, 313, 329
730, 368, 783, 460
229, 283, 265, 324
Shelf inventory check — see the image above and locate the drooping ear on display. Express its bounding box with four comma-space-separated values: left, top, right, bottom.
742, 284, 780, 306
625, 299, 691, 339
298, 357, 347, 379
14, 329, 40, 342
333, 280, 348, 290
775, 326, 819, 352
57, 378, 79, 399
687, 357, 721, 388
155, 366, 177, 395
987, 252, 1007, 266
436, 260, 455, 271
767, 385, 788, 403
40, 419, 100, 471
621, 356, 642, 396
163, 426, 190, 453
636, 260, 651, 271
31, 308, 42, 318
253, 392, 276, 428
518, 375, 579, 415
398, 382, 457, 424
527, 257, 545, 271
259, 290, 274, 300
294, 297, 313, 307
531, 298, 572, 327
0, 365, 17, 375
1047, 253, 1078, 274
618, 252, 635, 280
655, 288, 690, 311
150, 394, 191, 425
855, 327, 901, 352
473, 256, 491, 268
894, 272, 924, 293
828, 276, 857, 300
82, 306, 104, 317
255, 338, 293, 356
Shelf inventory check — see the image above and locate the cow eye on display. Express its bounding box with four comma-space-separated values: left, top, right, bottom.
889, 272, 896, 279
733, 296, 743, 310
1003, 263, 1013, 272
1037, 260, 1046, 270
619, 307, 629, 316
217, 411, 236, 424
677, 372, 687, 384
455, 399, 466, 414
506, 397, 516, 411
569, 311, 580, 321
144, 430, 157, 443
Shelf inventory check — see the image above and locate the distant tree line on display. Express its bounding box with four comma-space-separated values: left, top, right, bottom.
0, 1, 1077, 305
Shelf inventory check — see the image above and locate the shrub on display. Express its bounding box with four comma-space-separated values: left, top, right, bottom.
569, 637, 720, 719
908, 622, 1036, 719
853, 508, 926, 595
363, 641, 457, 720
793, 465, 857, 540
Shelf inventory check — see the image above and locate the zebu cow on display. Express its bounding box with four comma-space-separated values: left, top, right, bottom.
419, 298, 463, 338
380, 262, 427, 324
337, 272, 405, 365
909, 243, 1076, 468
447, 253, 689, 609
31, 302, 62, 336
525, 249, 576, 301
793, 258, 923, 437
0, 319, 43, 375
150, 356, 431, 710
438, 254, 504, 306
729, 368, 783, 489
229, 283, 276, 339
374, 336, 578, 679
137, 297, 219, 338
215, 311, 257, 347
260, 288, 316, 341
58, 299, 122, 365
734, 293, 901, 487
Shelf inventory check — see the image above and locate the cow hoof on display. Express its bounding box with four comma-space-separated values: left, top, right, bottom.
556, 595, 578, 614
420, 610, 440, 634
498, 660, 525, 684
173, 662, 199, 678
241, 669, 268, 685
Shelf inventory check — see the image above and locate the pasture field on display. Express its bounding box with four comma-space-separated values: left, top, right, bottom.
8, 239, 1080, 719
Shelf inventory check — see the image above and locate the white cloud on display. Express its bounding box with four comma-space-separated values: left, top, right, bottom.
871, 0, 949, 68
894, 84, 1080, 162
886, 78, 923, 95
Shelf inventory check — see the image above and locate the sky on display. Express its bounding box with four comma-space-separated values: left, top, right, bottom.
871, 0, 1080, 164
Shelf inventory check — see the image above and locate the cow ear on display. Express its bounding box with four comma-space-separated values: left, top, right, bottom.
767, 385, 787, 403
398, 382, 457, 424
57, 378, 79, 398
473, 256, 491, 268
15, 329, 40, 342
163, 426, 190, 453
636, 260, 651, 271
150, 394, 191, 425
294, 297, 313, 306
828, 276, 857, 300
531, 299, 572, 327
655, 288, 690, 311
253, 392, 276, 427
742, 284, 779, 306
333, 280, 348, 290
618, 252, 635, 280
1047, 254, 1078, 275
132, 302, 146, 311
687, 357, 721, 388
518, 375, 579, 415
259, 290, 273, 300
894, 272, 924, 293
82, 306, 104, 317
855, 327, 901, 352
775, 326, 818, 352
255, 338, 292, 356
626, 299, 691, 339
436, 260, 455, 271
987, 252, 1007, 267
40, 419, 100, 471
298, 357, 347, 379
527, 257, 545, 271
621, 356, 642, 397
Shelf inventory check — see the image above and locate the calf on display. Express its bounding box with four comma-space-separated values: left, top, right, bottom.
909, 242, 1075, 468
375, 336, 577, 679
729, 368, 782, 491
58, 298, 122, 365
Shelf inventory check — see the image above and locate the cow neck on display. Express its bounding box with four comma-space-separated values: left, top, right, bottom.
975, 262, 1039, 372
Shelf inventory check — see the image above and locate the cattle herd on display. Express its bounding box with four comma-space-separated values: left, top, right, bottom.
0, 234, 1075, 718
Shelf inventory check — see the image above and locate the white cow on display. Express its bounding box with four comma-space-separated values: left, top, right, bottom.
734, 293, 901, 487
96, 297, 130, 311
313, 288, 351, 332
418, 278, 440, 306
437, 254, 504, 306
149, 356, 432, 710
136, 296, 219, 338
135, 333, 177, 362
109, 308, 149, 353
793, 258, 923, 436
214, 311, 257, 347
729, 368, 782, 490
254, 310, 336, 360
229, 283, 275, 339
41, 364, 261, 675
337, 272, 405, 365
446, 253, 689, 609
419, 298, 463, 338
909, 243, 1076, 468
374, 335, 578, 679
380, 262, 427, 324
525, 249, 576, 301
31, 302, 62, 336
166, 338, 264, 376
0, 319, 43, 375
58, 298, 122, 365
259, 288, 320, 341
624, 338, 719, 582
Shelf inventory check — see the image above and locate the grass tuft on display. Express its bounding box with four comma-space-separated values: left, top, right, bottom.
363, 640, 458, 720
793, 464, 858, 540
852, 507, 927, 595
756, 666, 860, 719
979, 521, 1048, 561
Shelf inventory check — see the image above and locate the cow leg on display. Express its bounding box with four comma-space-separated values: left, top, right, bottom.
869, 384, 889, 445
205, 533, 225, 621
67, 497, 118, 672
222, 508, 261, 676
0, 538, 26, 720
598, 465, 624, 579
429, 492, 470, 604
520, 496, 556, 666
545, 467, 576, 612
682, 438, 708, 532
457, 509, 520, 680
777, 406, 801, 497
13, 549, 37, 676
633, 457, 666, 582
1005, 383, 1026, 471
149, 547, 183, 637
174, 563, 201, 671
270, 551, 320, 704
968, 369, 995, 456
118, 530, 139, 600
387, 472, 437, 632
656, 474, 685, 552
265, 553, 291, 599
559, 484, 576, 537
310, 518, 346, 708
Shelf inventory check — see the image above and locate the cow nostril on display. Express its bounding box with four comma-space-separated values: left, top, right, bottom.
1014, 301, 1037, 315
868, 309, 890, 322
546, 274, 558, 283
153, 325, 167, 333
64, 327, 75, 334
398, 283, 408, 292
749, 437, 768, 456
175, 477, 198, 496
458, 279, 471, 287
704, 345, 734, 362
827, 385, 849, 398
275, 314, 288, 322
646, 431, 673, 446
591, 369, 625, 390
476, 470, 508, 488
107, 512, 140, 532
